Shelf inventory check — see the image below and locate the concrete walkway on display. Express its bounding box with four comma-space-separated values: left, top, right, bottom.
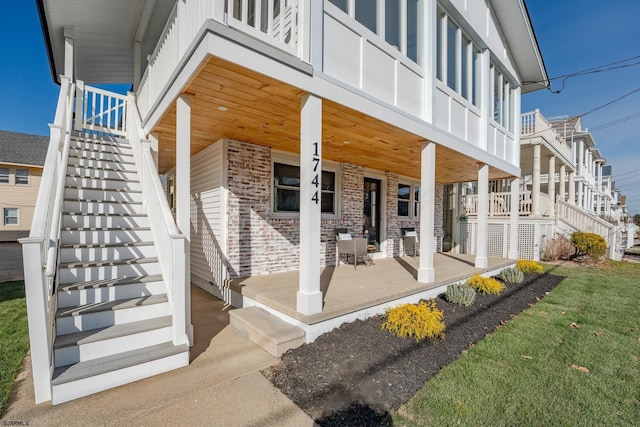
2, 285, 315, 426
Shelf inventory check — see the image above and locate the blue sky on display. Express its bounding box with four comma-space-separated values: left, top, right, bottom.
2, 1, 639, 214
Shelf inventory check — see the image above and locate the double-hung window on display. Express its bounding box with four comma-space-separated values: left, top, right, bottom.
0, 168, 8, 184
3, 208, 18, 226
491, 64, 515, 132
273, 162, 336, 214
15, 169, 29, 185
398, 182, 420, 218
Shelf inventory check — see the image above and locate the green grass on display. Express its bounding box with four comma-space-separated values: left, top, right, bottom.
393, 262, 640, 426
0, 281, 29, 417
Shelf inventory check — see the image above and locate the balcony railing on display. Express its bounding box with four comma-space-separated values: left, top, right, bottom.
461, 191, 532, 217
521, 110, 572, 162
136, 0, 305, 120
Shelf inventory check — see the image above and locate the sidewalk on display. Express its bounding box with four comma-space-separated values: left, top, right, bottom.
1, 285, 315, 426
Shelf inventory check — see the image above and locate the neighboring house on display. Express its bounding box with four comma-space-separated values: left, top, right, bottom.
461, 109, 627, 260
29, 0, 548, 404
0, 130, 48, 241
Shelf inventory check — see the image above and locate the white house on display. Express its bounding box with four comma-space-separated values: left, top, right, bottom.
460, 109, 628, 260
26, 0, 547, 404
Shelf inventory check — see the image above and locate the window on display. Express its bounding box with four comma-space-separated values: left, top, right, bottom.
491, 64, 515, 131
355, 0, 377, 33
398, 184, 411, 217
3, 208, 18, 226
414, 186, 420, 217
0, 168, 8, 184
385, 0, 400, 49
406, 0, 419, 63
273, 162, 336, 214
15, 169, 29, 185
329, 0, 348, 13
436, 10, 480, 106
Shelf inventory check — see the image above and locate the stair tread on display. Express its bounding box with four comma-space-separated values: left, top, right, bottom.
59, 256, 158, 269
63, 199, 143, 204
59, 274, 164, 291
62, 212, 147, 217
60, 241, 154, 249
61, 226, 150, 231
65, 186, 142, 193
54, 315, 172, 350
52, 342, 188, 385
66, 174, 139, 183
69, 155, 135, 165
56, 293, 168, 319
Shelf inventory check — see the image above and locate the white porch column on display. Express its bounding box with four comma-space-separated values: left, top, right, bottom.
475, 163, 489, 268
508, 177, 520, 259
531, 142, 541, 216
547, 155, 556, 216
577, 181, 584, 209
297, 93, 323, 315
418, 142, 436, 283
568, 171, 575, 205
559, 164, 566, 202
578, 140, 585, 175
63, 27, 74, 80
176, 94, 192, 343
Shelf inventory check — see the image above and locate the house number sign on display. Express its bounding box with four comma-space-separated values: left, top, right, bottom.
311, 141, 320, 204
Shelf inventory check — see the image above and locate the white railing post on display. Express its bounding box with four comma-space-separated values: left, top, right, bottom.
170, 235, 187, 345
20, 238, 52, 403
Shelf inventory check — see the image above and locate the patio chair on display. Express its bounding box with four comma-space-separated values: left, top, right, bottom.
335, 228, 369, 269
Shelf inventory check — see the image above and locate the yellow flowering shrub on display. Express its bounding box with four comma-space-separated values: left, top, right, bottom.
466, 273, 505, 295
515, 259, 544, 274
382, 299, 445, 342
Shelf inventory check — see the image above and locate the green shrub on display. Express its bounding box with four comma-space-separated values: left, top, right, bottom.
516, 259, 544, 274
444, 283, 476, 307
382, 299, 445, 342
466, 273, 505, 295
571, 232, 607, 259
499, 267, 524, 285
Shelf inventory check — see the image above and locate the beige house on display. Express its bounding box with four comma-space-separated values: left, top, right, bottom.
0, 130, 48, 241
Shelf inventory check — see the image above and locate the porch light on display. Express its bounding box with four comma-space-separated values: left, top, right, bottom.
217, 106, 229, 112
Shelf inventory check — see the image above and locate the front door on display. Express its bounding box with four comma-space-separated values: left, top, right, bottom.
364, 178, 381, 250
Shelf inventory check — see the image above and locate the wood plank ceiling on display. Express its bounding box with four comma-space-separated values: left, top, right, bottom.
152, 56, 511, 183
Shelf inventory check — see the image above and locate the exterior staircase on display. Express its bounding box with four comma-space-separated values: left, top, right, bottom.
50, 134, 188, 404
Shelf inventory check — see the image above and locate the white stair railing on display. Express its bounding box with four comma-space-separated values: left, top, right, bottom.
75, 81, 128, 136
556, 199, 616, 259
127, 94, 188, 346
19, 76, 75, 404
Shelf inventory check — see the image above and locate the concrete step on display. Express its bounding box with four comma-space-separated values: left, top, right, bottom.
57, 274, 164, 308
63, 200, 144, 215
61, 228, 153, 245
54, 316, 173, 367
65, 176, 140, 191
62, 213, 149, 229
229, 306, 305, 357
66, 167, 138, 181
51, 342, 189, 405
56, 294, 170, 335
58, 257, 161, 283
59, 240, 155, 263
67, 157, 137, 171
64, 187, 143, 203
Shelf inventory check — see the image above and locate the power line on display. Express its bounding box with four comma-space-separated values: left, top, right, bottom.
590, 111, 640, 132
523, 54, 640, 94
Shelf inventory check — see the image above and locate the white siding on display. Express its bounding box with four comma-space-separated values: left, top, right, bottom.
190, 140, 227, 291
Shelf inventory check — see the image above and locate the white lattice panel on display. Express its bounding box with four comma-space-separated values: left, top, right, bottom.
518, 224, 535, 260
459, 223, 472, 254
487, 224, 504, 257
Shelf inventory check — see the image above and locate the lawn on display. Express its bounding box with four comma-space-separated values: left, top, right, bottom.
0, 281, 29, 417
393, 261, 640, 426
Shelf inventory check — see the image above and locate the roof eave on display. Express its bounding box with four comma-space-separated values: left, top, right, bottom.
36, 0, 60, 85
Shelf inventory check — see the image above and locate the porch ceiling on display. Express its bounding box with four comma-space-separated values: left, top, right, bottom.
152, 56, 510, 183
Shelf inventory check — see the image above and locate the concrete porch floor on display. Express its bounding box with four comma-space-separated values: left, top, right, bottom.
231, 253, 515, 325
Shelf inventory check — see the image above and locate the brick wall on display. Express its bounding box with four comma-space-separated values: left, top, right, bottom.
225, 140, 445, 277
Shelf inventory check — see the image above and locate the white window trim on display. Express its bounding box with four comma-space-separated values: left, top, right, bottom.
271, 151, 342, 220
398, 178, 420, 219
0, 167, 9, 185
15, 168, 29, 186
3, 207, 19, 226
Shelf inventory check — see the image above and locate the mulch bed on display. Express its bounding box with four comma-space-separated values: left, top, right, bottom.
263, 272, 565, 426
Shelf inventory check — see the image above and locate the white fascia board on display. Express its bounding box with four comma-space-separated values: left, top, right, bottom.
143, 23, 520, 178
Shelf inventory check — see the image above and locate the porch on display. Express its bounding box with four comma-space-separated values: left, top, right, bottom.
229, 253, 514, 340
